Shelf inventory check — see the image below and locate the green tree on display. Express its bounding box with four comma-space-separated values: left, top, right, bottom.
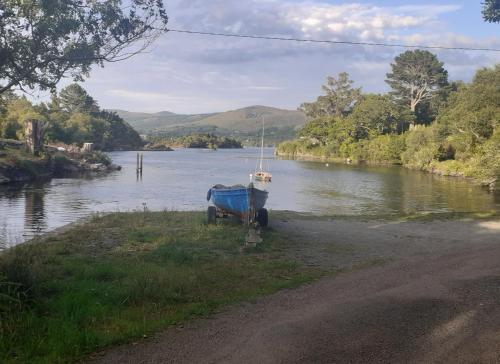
299, 72, 362, 118
45, 93, 70, 143
0, 0, 168, 95
347, 94, 413, 139
413, 81, 463, 125
437, 64, 500, 153
298, 117, 335, 145
59, 84, 98, 114
386, 50, 448, 121
0, 97, 44, 139
482, 0, 500, 22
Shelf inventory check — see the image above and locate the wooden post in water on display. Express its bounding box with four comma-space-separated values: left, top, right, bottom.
136, 153, 143, 178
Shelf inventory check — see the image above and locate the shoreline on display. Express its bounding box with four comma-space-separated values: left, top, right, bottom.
0, 145, 121, 185
2, 209, 498, 252
275, 150, 497, 190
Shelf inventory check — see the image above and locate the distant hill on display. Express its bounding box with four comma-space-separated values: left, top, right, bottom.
113, 110, 216, 132
114, 106, 307, 145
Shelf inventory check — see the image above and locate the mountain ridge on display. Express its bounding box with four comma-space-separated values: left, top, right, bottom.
113, 106, 307, 140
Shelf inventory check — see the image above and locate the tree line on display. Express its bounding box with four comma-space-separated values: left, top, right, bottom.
278, 50, 499, 185
0, 84, 143, 150
148, 134, 243, 149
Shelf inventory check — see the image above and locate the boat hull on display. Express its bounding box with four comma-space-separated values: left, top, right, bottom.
255, 171, 272, 182
208, 185, 268, 220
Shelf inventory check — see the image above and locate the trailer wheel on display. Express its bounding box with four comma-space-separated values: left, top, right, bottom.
207, 206, 217, 224
256, 208, 268, 227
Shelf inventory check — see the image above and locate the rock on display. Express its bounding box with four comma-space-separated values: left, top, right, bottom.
0, 173, 11, 184
89, 163, 106, 172
0, 138, 24, 149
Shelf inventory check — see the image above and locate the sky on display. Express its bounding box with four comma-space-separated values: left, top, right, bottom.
36, 0, 500, 114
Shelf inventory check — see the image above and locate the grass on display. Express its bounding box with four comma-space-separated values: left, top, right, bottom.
0, 147, 41, 164
0, 211, 322, 364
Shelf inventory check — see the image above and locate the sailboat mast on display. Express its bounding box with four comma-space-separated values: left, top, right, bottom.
260, 116, 265, 171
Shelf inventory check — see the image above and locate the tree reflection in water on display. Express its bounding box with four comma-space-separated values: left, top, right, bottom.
24, 182, 47, 235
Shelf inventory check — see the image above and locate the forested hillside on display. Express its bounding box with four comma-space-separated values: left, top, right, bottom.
0, 84, 143, 151
277, 51, 499, 188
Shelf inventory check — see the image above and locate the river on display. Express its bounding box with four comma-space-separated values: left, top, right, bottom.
1, 148, 498, 248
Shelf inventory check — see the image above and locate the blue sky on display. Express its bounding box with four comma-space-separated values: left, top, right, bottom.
36, 0, 500, 114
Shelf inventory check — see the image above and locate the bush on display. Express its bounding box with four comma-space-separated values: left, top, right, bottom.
429, 159, 471, 177
471, 129, 500, 181
446, 133, 475, 160
365, 134, 406, 164
401, 126, 440, 169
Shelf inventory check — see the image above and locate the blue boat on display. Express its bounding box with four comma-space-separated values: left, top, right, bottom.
206, 183, 269, 226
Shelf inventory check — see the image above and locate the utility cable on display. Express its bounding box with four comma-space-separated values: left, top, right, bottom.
167, 28, 500, 52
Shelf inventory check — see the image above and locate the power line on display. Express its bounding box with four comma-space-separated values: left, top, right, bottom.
167, 28, 500, 52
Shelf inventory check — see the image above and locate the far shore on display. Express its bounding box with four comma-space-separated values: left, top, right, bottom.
275, 150, 497, 190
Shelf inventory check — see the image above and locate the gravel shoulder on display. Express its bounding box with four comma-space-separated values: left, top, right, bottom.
272, 215, 500, 269
88, 216, 500, 364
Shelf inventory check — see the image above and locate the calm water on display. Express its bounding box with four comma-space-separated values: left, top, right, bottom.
1, 148, 498, 247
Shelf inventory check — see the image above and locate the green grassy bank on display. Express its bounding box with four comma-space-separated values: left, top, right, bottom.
0, 211, 321, 363
0, 145, 53, 182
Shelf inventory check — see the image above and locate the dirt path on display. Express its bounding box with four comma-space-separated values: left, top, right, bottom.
89, 217, 500, 364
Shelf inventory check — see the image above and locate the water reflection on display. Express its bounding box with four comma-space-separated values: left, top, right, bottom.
24, 182, 47, 234
0, 148, 498, 247
294, 161, 498, 215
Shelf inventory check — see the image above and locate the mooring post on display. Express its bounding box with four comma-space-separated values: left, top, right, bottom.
140, 153, 143, 176
136, 153, 140, 174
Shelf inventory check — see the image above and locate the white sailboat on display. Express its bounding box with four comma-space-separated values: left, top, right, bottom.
254, 116, 272, 182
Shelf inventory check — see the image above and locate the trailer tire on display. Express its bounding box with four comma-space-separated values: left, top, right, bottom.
256, 208, 268, 227
207, 206, 217, 224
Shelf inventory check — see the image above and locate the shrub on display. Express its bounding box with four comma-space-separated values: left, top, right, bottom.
365, 134, 406, 164
401, 126, 440, 169
446, 133, 476, 160
471, 129, 500, 181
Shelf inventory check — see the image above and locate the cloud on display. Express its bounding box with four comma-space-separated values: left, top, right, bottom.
394, 4, 462, 15
246, 86, 285, 91
66, 1, 500, 113
105, 87, 260, 113
166, 1, 463, 59
108, 89, 192, 102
